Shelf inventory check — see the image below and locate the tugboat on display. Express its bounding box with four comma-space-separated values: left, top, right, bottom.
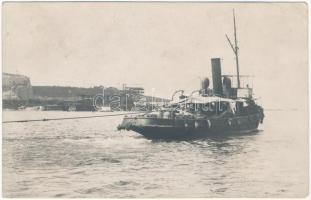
117, 11, 264, 139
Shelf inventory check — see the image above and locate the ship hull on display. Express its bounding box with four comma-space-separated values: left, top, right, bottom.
118, 113, 262, 139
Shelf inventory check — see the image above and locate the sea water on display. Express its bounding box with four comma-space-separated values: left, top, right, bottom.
2, 110, 308, 197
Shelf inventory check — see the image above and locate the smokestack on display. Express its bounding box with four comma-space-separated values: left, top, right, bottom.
211, 58, 223, 96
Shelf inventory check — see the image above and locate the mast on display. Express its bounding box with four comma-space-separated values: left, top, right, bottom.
102, 86, 105, 107
225, 9, 241, 88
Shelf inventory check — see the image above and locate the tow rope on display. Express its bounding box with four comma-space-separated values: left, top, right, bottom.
3, 112, 144, 124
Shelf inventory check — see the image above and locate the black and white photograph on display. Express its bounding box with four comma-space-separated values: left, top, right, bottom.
2, 1, 309, 198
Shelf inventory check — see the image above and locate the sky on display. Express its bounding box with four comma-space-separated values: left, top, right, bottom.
2, 2, 308, 109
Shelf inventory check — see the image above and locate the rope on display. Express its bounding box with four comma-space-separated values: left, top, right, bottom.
3, 112, 144, 124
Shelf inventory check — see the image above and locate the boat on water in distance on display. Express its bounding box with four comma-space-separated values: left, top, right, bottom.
117, 11, 264, 139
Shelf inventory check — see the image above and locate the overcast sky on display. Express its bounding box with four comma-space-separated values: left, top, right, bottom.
3, 2, 308, 109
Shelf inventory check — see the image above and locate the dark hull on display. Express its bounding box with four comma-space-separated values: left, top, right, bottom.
118, 113, 263, 139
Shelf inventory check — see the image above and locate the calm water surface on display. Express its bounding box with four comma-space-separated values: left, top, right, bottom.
3, 110, 308, 197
